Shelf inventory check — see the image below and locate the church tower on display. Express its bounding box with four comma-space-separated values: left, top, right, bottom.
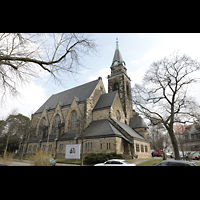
108, 38, 133, 124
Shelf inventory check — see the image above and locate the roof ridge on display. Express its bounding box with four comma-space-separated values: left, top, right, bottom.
52, 78, 100, 96
34, 78, 100, 114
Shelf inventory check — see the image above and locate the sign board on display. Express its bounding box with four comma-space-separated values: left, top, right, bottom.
65, 144, 81, 159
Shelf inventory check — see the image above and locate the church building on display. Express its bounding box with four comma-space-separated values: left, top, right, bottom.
25, 39, 151, 159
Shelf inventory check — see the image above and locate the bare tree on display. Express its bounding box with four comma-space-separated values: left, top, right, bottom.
149, 123, 165, 150
0, 33, 97, 101
132, 52, 200, 160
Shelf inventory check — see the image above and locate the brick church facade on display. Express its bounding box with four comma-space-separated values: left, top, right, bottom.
24, 40, 151, 159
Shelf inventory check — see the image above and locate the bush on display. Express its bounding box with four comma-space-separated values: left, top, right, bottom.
0, 152, 14, 165
30, 150, 52, 166
84, 152, 123, 165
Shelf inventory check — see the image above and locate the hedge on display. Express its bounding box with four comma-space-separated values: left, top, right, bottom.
84, 152, 123, 165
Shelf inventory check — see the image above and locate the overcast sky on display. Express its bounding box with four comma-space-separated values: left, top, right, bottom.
1, 33, 200, 119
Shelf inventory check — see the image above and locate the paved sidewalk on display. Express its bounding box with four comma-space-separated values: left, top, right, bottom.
9, 161, 33, 166
132, 159, 148, 165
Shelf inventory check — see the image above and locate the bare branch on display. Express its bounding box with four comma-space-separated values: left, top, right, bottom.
0, 33, 97, 101
132, 51, 200, 160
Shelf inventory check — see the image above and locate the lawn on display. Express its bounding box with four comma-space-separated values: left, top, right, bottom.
136, 158, 162, 166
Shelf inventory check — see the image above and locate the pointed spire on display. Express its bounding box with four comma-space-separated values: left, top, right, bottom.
116, 37, 119, 50
111, 38, 126, 67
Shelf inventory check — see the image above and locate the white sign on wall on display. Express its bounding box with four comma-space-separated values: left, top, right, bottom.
65, 144, 81, 159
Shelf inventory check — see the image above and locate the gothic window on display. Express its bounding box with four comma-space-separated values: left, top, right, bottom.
39, 117, 46, 136
54, 114, 61, 134
116, 110, 121, 121
126, 83, 130, 97
113, 82, 119, 91
71, 110, 77, 132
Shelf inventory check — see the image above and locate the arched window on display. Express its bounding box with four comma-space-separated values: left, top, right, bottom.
113, 82, 119, 91
71, 111, 77, 132
116, 110, 121, 121
54, 114, 61, 134
39, 117, 46, 136
126, 83, 130, 97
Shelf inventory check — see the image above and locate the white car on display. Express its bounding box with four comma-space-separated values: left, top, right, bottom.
94, 159, 136, 166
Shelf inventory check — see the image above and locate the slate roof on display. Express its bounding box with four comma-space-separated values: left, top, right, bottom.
82, 119, 130, 142
111, 118, 147, 141
81, 119, 146, 142
34, 78, 100, 114
29, 118, 147, 144
129, 115, 148, 129
111, 41, 126, 67
93, 91, 118, 111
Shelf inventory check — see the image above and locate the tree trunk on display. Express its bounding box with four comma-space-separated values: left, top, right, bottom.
168, 128, 180, 160
4, 134, 10, 158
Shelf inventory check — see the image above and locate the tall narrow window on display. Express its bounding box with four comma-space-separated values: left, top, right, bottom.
113, 82, 119, 91
141, 145, 144, 152
39, 118, 46, 136
116, 110, 121, 121
71, 111, 77, 132
54, 115, 61, 134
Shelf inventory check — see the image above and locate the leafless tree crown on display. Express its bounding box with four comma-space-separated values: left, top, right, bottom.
0, 33, 97, 100
133, 52, 200, 127
132, 52, 200, 160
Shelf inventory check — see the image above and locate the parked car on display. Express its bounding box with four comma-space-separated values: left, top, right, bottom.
185, 151, 200, 160
0, 163, 7, 166
94, 159, 136, 166
170, 151, 184, 159
170, 151, 200, 160
154, 160, 197, 166
152, 150, 163, 157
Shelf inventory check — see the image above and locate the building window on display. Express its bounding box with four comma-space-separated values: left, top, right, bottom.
116, 110, 121, 121
126, 83, 130, 97
59, 144, 63, 152
33, 145, 37, 152
141, 145, 144, 152
136, 144, 140, 152
54, 115, 61, 134
145, 145, 148, 152
107, 143, 111, 149
100, 143, 102, 149
71, 111, 77, 132
28, 145, 32, 153
39, 118, 46, 136
85, 143, 87, 151
49, 144, 52, 152
113, 82, 119, 91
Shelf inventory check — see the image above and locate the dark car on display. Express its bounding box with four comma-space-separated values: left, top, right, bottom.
154, 160, 197, 166
0, 163, 7, 166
